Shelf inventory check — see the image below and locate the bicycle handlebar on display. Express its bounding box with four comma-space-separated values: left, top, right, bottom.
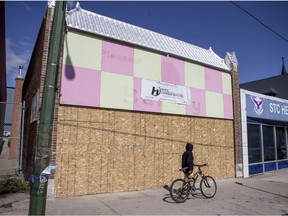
194, 163, 207, 167
179, 163, 208, 172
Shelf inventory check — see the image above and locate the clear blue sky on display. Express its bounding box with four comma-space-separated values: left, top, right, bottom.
5, 1, 288, 87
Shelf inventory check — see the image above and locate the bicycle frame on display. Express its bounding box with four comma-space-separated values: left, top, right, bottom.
170, 163, 217, 203
185, 165, 206, 187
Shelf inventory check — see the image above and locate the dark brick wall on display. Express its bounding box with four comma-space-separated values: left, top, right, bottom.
231, 64, 243, 175
22, 6, 54, 179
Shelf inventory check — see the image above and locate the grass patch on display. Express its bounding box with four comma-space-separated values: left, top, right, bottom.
0, 177, 30, 195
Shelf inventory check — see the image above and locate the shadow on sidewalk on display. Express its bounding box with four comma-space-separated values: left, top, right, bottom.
162, 184, 207, 204
235, 182, 288, 199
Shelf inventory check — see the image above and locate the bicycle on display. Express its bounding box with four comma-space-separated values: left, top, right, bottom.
170, 163, 217, 203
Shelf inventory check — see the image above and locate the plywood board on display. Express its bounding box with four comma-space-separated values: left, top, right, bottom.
54, 105, 235, 197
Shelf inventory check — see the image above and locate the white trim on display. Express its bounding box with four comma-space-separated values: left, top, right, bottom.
241, 89, 288, 104
240, 89, 249, 178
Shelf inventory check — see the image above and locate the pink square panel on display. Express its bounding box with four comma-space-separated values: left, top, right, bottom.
161, 56, 185, 85
186, 88, 206, 117
133, 77, 162, 113
60, 65, 101, 107
224, 94, 233, 119
101, 40, 134, 76
205, 67, 223, 93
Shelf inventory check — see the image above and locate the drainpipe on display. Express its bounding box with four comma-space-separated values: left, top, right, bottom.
29, 1, 66, 215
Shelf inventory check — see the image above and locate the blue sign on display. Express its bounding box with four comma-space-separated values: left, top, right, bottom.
246, 94, 288, 121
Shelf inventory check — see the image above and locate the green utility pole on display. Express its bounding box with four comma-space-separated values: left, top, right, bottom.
29, 1, 66, 215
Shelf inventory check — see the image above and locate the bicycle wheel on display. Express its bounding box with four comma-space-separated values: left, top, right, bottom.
200, 175, 217, 198
170, 178, 189, 203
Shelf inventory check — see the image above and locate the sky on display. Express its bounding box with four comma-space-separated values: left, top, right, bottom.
5, 1, 288, 87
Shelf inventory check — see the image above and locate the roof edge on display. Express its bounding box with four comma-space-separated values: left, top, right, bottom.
66, 2, 231, 72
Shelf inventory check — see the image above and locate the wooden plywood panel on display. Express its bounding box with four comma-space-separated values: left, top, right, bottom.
144, 154, 155, 189
113, 151, 126, 192
151, 115, 165, 139
154, 153, 164, 186
55, 153, 69, 197
74, 153, 89, 196
55, 105, 235, 197
102, 110, 115, 131
145, 114, 156, 138
77, 107, 91, 122
89, 128, 102, 154
170, 117, 189, 142
66, 123, 77, 144
75, 126, 89, 155
67, 153, 76, 197
214, 120, 227, 145
115, 111, 135, 134
70, 107, 78, 123
100, 153, 109, 194
193, 118, 207, 144
163, 154, 175, 184
88, 153, 101, 194
113, 133, 135, 192
90, 108, 103, 124
61, 125, 71, 154
126, 145, 135, 192
56, 122, 63, 154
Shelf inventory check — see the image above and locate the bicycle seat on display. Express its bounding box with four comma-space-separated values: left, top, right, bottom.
179, 167, 189, 171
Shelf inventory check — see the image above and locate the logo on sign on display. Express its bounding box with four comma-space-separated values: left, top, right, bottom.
251, 96, 265, 115
151, 87, 161, 96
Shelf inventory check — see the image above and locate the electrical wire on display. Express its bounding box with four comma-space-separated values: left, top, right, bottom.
230, 1, 288, 44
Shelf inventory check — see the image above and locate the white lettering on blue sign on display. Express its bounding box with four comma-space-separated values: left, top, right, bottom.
282, 105, 288, 115
269, 103, 288, 115
246, 93, 288, 121
269, 103, 281, 114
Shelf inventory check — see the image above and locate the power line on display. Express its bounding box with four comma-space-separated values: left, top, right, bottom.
230, 1, 288, 44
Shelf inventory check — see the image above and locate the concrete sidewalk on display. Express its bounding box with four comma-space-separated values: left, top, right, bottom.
1, 169, 288, 215
0, 140, 17, 177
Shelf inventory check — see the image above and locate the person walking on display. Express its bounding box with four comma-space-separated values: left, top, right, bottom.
182, 143, 194, 182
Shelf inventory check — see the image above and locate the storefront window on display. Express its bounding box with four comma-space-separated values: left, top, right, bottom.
248, 124, 262, 163
276, 127, 287, 160
263, 125, 275, 161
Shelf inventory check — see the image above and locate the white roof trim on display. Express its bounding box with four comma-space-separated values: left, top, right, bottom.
66, 2, 231, 71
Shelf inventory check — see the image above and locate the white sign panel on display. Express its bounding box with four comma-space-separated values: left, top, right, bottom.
141, 79, 190, 105
30, 91, 39, 123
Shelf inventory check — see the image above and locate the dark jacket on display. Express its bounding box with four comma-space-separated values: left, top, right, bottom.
182, 143, 194, 171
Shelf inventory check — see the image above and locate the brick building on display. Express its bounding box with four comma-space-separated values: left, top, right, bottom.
23, 2, 242, 198
22, 4, 54, 179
